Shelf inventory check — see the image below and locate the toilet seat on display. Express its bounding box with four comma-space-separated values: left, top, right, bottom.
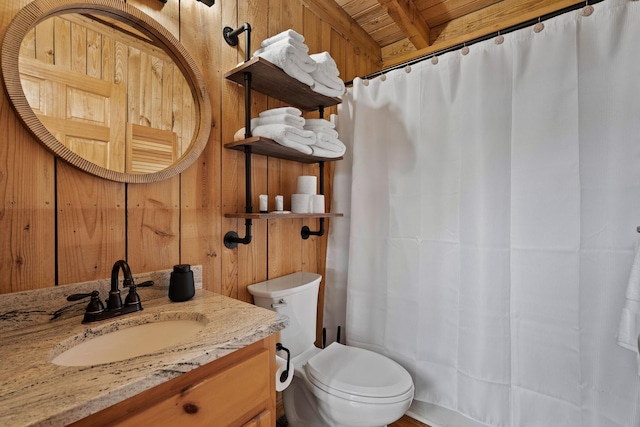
304, 342, 414, 404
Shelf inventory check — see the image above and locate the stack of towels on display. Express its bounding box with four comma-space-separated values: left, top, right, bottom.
234, 106, 316, 154
253, 30, 316, 87
253, 30, 345, 98
305, 117, 345, 158
234, 108, 346, 159
309, 52, 345, 98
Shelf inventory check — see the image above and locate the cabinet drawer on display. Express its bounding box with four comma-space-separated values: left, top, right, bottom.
120, 348, 271, 426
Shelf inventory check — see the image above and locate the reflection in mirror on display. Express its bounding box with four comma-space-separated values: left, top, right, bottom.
19, 13, 196, 174
2, 0, 211, 183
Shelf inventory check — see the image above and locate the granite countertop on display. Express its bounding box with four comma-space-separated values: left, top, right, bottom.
0, 268, 288, 427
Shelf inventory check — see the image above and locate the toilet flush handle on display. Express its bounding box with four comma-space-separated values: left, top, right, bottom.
271, 298, 287, 308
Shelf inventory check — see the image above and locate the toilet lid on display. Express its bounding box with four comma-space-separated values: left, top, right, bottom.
305, 343, 413, 403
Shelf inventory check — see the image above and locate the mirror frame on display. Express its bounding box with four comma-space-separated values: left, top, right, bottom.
1, 0, 212, 183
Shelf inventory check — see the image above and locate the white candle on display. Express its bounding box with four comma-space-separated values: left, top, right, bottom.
259, 194, 268, 213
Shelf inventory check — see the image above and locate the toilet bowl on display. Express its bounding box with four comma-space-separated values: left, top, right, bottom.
248, 272, 414, 427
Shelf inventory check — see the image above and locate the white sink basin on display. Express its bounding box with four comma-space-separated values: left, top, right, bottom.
51, 314, 207, 366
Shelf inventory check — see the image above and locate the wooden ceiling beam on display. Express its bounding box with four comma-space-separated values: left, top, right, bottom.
377, 0, 431, 49
299, 0, 383, 65
382, 0, 585, 67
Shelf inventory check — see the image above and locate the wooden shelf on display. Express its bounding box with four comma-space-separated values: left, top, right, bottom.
224, 57, 342, 111
225, 137, 343, 163
225, 212, 343, 219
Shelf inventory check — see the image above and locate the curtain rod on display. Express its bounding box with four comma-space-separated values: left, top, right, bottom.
345, 0, 603, 86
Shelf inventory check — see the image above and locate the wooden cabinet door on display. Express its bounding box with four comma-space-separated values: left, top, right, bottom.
69, 336, 277, 427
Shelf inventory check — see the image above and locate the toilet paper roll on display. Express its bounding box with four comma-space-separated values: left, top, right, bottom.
291, 194, 311, 213
311, 194, 325, 213
275, 355, 294, 392
297, 176, 317, 195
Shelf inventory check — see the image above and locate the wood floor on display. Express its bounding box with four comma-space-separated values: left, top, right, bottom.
390, 415, 431, 427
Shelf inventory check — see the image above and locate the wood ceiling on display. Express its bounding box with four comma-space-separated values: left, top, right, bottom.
302, 0, 588, 68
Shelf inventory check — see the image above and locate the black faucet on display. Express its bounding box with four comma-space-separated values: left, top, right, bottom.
67, 260, 154, 323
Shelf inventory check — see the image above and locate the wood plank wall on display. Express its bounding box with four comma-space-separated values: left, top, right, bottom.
0, 0, 379, 338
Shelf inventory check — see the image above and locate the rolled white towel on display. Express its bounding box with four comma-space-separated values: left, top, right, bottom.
311, 80, 344, 98
261, 29, 305, 48
252, 124, 317, 154
260, 107, 302, 118
304, 118, 335, 129
252, 114, 305, 129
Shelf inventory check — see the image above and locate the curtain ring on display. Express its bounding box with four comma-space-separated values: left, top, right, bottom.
495, 30, 504, 45
362, 78, 369, 86
461, 43, 470, 56
582, 1, 594, 16
533, 18, 545, 33
404, 65, 412, 73
431, 55, 439, 65
380, 74, 387, 81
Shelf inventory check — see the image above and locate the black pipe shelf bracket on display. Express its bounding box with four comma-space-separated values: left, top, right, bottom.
301, 106, 327, 239
301, 160, 326, 239
223, 22, 254, 249
223, 23, 252, 63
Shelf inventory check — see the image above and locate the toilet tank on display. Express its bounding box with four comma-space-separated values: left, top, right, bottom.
248, 272, 321, 357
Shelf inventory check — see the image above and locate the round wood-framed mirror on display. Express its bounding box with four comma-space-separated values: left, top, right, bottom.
1, 0, 211, 183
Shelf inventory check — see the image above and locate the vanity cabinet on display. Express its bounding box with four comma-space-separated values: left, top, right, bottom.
69, 334, 277, 427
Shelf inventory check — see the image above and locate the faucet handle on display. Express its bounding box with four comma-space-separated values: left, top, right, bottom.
124, 280, 154, 307
67, 290, 105, 314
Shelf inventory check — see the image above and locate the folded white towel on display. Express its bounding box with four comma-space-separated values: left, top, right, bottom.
306, 126, 339, 139
261, 29, 305, 48
255, 38, 311, 63
260, 107, 302, 118
252, 124, 316, 154
310, 144, 344, 158
254, 43, 316, 74
260, 37, 309, 54
311, 80, 344, 98
252, 114, 305, 129
309, 53, 345, 93
618, 239, 640, 374
315, 133, 345, 152
304, 118, 335, 129
253, 48, 315, 86
312, 71, 345, 92
309, 52, 338, 74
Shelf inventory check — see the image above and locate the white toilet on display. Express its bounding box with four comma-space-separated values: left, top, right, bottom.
248, 272, 414, 427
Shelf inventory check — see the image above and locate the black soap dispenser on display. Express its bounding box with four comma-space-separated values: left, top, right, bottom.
169, 264, 195, 302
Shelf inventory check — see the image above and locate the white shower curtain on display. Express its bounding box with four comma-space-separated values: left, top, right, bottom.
326, 1, 640, 426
